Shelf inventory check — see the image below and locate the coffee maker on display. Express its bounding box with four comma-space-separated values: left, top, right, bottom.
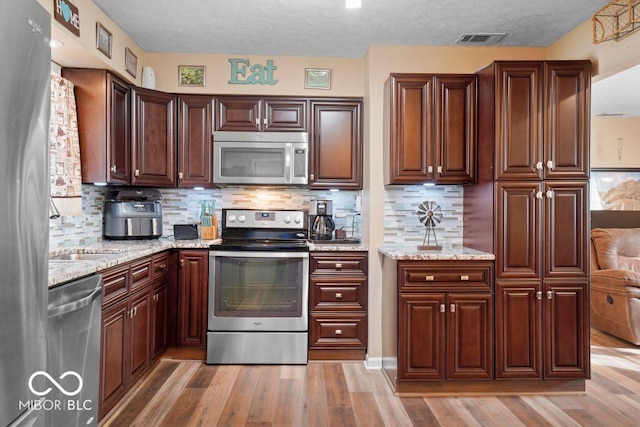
309, 200, 335, 240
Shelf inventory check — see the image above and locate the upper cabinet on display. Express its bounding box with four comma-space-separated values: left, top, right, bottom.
178, 95, 214, 188
62, 69, 131, 185
485, 61, 591, 181
215, 96, 308, 132
309, 99, 363, 190
384, 73, 477, 185
131, 88, 177, 187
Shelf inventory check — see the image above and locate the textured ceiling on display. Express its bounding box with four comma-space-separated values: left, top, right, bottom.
592, 64, 640, 118
90, 0, 610, 58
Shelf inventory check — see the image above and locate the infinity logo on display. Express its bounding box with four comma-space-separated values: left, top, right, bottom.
28, 371, 83, 397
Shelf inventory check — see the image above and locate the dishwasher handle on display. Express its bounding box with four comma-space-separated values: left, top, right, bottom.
48, 286, 102, 317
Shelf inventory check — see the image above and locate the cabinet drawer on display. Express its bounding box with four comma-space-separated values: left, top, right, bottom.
152, 252, 169, 280
309, 313, 367, 349
398, 261, 493, 291
311, 252, 367, 275
130, 258, 152, 292
101, 264, 130, 307
310, 277, 367, 311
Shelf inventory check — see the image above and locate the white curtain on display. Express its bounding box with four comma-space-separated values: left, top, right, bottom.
49, 73, 82, 216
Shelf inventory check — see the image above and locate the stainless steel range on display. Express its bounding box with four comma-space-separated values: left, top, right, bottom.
207, 209, 309, 364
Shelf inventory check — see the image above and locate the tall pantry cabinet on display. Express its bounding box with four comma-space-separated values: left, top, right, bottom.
464, 61, 591, 382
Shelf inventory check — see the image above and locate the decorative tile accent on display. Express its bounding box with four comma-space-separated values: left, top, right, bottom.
49, 185, 362, 250
384, 184, 464, 247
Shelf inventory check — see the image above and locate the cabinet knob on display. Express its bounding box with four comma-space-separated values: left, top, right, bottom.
335, 263, 343, 269
134, 169, 140, 177
536, 291, 542, 300
110, 165, 117, 173
263, 118, 268, 125
546, 190, 554, 199
450, 304, 456, 313
427, 165, 433, 174
178, 172, 184, 179
425, 275, 434, 281
310, 174, 314, 181
335, 329, 343, 336
160, 264, 167, 270
335, 292, 343, 299
437, 165, 443, 175
180, 259, 184, 267
535, 191, 543, 200
536, 161, 543, 170
546, 290, 554, 300
460, 275, 469, 281
546, 160, 554, 170
440, 304, 445, 313
255, 118, 260, 125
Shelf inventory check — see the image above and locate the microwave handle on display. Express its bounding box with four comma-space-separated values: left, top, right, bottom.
285, 144, 292, 182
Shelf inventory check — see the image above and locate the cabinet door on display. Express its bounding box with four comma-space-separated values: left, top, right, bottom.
388, 75, 434, 183
151, 282, 168, 360
215, 97, 261, 131
434, 75, 477, 184
496, 182, 543, 279
264, 98, 308, 131
99, 299, 129, 419
494, 63, 544, 181
309, 100, 362, 189
129, 288, 152, 384
544, 281, 590, 379
447, 293, 493, 380
544, 181, 588, 279
495, 281, 542, 379
178, 250, 209, 347
543, 62, 590, 180
398, 293, 446, 380
108, 74, 131, 184
178, 95, 214, 188
131, 88, 177, 186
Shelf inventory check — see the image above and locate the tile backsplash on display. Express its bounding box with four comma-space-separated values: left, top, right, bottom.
384, 185, 463, 247
49, 185, 362, 250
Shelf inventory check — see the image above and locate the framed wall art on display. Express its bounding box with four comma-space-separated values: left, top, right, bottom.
125, 47, 138, 78
178, 65, 206, 87
96, 22, 112, 58
305, 68, 331, 90
591, 168, 640, 211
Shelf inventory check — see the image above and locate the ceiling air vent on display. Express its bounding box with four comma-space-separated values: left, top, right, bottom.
456, 33, 506, 45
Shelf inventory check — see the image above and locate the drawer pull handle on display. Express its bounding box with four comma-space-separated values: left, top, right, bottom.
335, 263, 343, 269
460, 275, 469, 281
335, 329, 342, 335
335, 293, 343, 299
425, 275, 434, 281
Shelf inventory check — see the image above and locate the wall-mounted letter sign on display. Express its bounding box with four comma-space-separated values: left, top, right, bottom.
228, 58, 278, 85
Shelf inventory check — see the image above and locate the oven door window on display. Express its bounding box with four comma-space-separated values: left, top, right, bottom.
220, 147, 285, 178
214, 256, 303, 317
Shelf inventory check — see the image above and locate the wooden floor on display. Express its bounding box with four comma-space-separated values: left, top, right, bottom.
102, 329, 640, 426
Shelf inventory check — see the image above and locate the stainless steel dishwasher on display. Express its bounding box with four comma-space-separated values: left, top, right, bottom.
46, 274, 102, 427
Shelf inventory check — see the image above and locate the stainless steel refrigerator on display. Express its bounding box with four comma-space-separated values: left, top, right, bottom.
0, 0, 51, 425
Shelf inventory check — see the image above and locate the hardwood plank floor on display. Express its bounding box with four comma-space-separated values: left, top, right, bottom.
102, 328, 640, 426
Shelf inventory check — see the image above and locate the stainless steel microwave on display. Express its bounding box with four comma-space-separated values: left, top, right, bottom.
213, 131, 308, 186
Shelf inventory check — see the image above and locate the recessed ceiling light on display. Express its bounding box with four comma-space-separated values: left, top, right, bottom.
346, 0, 361, 9
49, 39, 64, 48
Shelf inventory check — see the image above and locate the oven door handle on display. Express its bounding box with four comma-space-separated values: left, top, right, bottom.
210, 250, 309, 259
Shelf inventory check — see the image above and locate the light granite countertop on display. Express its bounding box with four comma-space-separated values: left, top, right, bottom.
48, 238, 221, 288
378, 245, 495, 261
49, 238, 369, 287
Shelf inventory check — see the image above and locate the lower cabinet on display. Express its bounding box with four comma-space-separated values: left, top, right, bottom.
309, 252, 368, 360
99, 252, 169, 420
396, 260, 494, 381
178, 250, 209, 347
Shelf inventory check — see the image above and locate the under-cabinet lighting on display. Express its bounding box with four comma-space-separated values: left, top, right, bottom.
346, 0, 361, 9
193, 186, 205, 191
329, 188, 340, 192
94, 182, 107, 186
422, 183, 435, 187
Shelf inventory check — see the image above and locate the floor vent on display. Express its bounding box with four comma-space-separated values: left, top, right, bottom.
456, 33, 506, 45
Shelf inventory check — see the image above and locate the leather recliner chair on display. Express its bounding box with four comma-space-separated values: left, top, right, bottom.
590, 228, 640, 345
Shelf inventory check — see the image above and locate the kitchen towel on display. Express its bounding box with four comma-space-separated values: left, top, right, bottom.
49, 73, 82, 216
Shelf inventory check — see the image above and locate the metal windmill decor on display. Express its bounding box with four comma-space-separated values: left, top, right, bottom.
417, 200, 443, 250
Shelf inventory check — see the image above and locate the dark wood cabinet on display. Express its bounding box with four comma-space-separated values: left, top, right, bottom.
309, 99, 363, 189
61, 69, 131, 184
396, 261, 493, 381
385, 73, 476, 185
99, 298, 128, 420
128, 287, 152, 384
309, 252, 368, 360
131, 88, 177, 187
178, 250, 209, 347
151, 282, 168, 360
215, 96, 307, 132
178, 95, 214, 188
465, 60, 591, 383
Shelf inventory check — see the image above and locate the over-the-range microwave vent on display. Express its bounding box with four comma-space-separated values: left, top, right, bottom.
455, 33, 506, 45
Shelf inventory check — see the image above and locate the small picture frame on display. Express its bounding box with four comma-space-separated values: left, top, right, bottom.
178, 65, 206, 87
96, 22, 112, 58
125, 48, 138, 78
305, 68, 331, 90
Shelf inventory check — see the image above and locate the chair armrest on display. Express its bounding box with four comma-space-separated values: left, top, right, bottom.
592, 269, 640, 293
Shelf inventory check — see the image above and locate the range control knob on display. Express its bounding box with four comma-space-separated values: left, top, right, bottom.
284, 215, 292, 224
228, 215, 236, 223
238, 215, 246, 223
294, 216, 302, 224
